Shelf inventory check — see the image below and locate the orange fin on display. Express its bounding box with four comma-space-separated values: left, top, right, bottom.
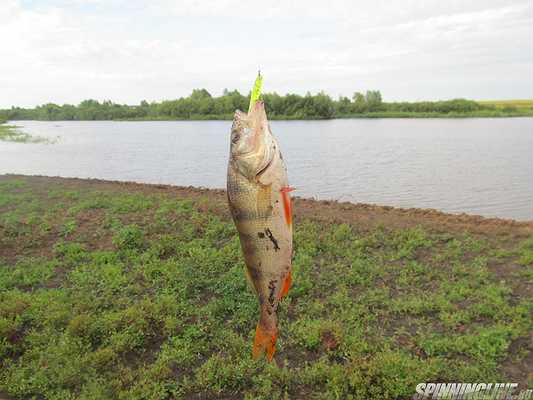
252, 324, 277, 361
280, 186, 296, 193
280, 186, 295, 226
278, 271, 292, 300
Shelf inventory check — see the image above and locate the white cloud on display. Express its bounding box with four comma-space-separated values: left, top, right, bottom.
1, 0, 532, 107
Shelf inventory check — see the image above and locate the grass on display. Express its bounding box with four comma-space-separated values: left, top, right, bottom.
337, 110, 533, 118
0, 176, 532, 399
0, 122, 53, 143
479, 100, 533, 109
478, 100, 533, 116
71, 108, 533, 121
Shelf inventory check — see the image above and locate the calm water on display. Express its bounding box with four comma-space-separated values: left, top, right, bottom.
1, 119, 533, 221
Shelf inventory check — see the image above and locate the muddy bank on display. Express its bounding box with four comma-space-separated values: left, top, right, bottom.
3, 174, 532, 239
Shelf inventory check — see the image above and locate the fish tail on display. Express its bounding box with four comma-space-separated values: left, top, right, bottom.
252, 322, 277, 361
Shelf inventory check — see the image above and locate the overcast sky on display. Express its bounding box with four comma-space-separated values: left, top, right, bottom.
1, 0, 532, 108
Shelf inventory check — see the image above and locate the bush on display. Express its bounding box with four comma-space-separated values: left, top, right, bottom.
112, 225, 144, 250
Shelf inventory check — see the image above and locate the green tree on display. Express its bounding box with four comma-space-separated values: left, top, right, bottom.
365, 90, 382, 112
336, 96, 352, 114
352, 92, 367, 113
1, 88, 502, 120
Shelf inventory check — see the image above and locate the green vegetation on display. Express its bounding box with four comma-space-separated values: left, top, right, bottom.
479, 99, 533, 110
0, 176, 532, 399
0, 121, 52, 143
2, 90, 533, 121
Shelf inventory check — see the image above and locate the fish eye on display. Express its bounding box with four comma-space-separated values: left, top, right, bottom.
231, 132, 241, 144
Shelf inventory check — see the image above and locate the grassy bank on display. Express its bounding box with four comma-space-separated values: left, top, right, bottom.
7, 109, 533, 122
0, 123, 31, 143
475, 100, 533, 117
0, 122, 51, 143
0, 175, 532, 399
479, 100, 533, 110
94, 109, 533, 121
337, 109, 533, 118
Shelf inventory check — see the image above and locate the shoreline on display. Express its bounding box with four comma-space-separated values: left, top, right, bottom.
3, 173, 532, 233
6, 111, 533, 122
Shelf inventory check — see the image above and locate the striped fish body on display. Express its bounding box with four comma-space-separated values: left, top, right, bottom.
227, 102, 293, 361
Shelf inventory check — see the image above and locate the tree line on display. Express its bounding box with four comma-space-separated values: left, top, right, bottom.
0, 89, 499, 121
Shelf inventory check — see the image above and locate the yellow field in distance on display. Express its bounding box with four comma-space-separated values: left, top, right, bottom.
478, 100, 533, 109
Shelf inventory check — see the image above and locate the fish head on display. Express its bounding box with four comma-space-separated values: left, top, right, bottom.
230, 101, 275, 180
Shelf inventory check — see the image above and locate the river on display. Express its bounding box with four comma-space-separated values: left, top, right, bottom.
1, 118, 532, 221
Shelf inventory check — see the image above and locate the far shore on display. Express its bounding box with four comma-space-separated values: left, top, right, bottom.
6, 111, 533, 122
3, 97, 533, 121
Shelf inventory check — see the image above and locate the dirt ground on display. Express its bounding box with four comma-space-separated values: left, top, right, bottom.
1, 174, 532, 396
4, 174, 531, 238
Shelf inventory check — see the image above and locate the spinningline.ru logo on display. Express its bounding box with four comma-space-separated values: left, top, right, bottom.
412, 383, 532, 399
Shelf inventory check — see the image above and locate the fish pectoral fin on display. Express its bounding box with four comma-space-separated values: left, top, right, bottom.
252, 323, 277, 361
280, 186, 296, 193
280, 186, 294, 226
278, 271, 292, 300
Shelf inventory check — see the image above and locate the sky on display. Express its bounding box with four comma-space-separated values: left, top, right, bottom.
1, 0, 533, 108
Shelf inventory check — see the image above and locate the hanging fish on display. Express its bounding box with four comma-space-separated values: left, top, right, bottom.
227, 73, 294, 360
